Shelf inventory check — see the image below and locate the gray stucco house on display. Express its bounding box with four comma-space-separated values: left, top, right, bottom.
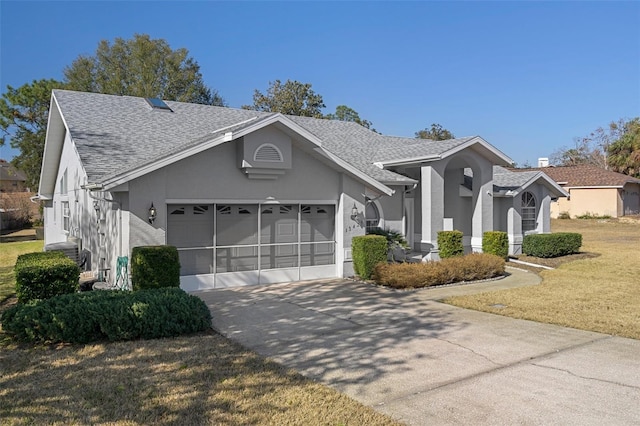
38, 90, 567, 290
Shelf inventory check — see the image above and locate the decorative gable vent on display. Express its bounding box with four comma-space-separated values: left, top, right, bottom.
254, 144, 283, 162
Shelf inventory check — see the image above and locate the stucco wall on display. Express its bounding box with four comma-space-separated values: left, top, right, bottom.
554, 187, 621, 218
127, 126, 368, 277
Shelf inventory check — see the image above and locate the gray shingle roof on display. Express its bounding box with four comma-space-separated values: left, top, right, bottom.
51, 90, 500, 187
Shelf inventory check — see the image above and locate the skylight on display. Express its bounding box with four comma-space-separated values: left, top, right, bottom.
145, 97, 172, 111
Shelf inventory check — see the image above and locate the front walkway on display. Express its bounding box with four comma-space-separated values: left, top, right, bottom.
195, 268, 640, 425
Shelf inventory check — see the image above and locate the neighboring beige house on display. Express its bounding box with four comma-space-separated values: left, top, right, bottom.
38, 90, 566, 290
529, 165, 640, 218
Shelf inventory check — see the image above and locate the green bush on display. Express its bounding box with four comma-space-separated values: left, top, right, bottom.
482, 231, 509, 259
437, 230, 464, 258
367, 228, 409, 262
352, 235, 387, 280
14, 251, 80, 303
131, 246, 180, 290
522, 233, 582, 258
557, 211, 571, 219
1, 287, 212, 343
373, 253, 505, 289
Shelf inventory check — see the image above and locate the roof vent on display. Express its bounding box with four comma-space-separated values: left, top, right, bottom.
145, 97, 172, 112
254, 144, 283, 162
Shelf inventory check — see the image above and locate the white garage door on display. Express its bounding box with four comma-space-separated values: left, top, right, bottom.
167, 203, 336, 290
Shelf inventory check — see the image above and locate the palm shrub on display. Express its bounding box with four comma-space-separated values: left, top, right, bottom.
367, 228, 409, 262
437, 230, 464, 258
352, 235, 387, 280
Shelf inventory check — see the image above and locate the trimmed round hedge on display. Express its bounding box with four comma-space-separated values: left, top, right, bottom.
1, 287, 212, 343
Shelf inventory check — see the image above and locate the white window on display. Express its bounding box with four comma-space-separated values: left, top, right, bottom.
62, 201, 70, 232
59, 169, 68, 194
521, 192, 536, 233
365, 199, 381, 233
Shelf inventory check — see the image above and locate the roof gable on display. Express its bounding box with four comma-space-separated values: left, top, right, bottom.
493, 166, 569, 198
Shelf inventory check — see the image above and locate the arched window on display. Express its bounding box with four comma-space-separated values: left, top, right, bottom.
365, 199, 380, 232
521, 192, 536, 232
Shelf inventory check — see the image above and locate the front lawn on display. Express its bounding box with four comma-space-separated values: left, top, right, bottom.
445, 219, 640, 339
0, 241, 400, 425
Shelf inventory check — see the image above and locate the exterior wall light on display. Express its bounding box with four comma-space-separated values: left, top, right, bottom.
148, 203, 157, 224
350, 203, 363, 227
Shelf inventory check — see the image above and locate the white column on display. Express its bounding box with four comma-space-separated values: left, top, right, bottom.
471, 171, 494, 252
539, 193, 551, 233
420, 165, 444, 259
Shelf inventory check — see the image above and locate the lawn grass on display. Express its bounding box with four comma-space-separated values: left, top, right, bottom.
0, 240, 43, 304
0, 240, 400, 425
445, 219, 640, 339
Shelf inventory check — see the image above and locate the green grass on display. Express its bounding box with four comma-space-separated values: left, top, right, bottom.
0, 240, 43, 303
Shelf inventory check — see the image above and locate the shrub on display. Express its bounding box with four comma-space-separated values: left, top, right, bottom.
1, 287, 212, 343
14, 251, 80, 303
437, 230, 464, 258
373, 253, 505, 289
522, 233, 582, 258
558, 211, 571, 219
352, 235, 387, 280
482, 231, 509, 259
575, 212, 611, 220
131, 246, 180, 290
367, 228, 409, 262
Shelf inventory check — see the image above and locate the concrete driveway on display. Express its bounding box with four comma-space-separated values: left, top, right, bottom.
196, 268, 640, 425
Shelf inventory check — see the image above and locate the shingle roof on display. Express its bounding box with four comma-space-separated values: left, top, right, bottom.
51, 90, 511, 188
0, 160, 27, 182
522, 165, 640, 187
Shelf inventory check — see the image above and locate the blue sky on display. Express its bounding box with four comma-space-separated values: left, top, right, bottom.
1, 1, 639, 166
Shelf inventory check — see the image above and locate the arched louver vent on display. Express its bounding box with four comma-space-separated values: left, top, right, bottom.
254, 144, 283, 162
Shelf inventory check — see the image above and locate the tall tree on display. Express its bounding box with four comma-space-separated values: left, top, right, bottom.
607, 118, 640, 178
243, 79, 325, 117
415, 123, 454, 141
551, 118, 631, 168
64, 34, 224, 105
0, 79, 65, 189
325, 105, 373, 129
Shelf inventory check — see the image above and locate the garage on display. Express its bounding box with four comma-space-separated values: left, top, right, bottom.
167, 203, 336, 290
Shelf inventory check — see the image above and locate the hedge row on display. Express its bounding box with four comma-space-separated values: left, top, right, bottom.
372, 253, 505, 289
14, 251, 80, 303
352, 235, 387, 280
1, 288, 211, 343
522, 233, 582, 258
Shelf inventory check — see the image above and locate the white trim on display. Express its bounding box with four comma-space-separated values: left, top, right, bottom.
100, 113, 392, 196
374, 136, 513, 168
562, 185, 625, 190
166, 198, 338, 205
